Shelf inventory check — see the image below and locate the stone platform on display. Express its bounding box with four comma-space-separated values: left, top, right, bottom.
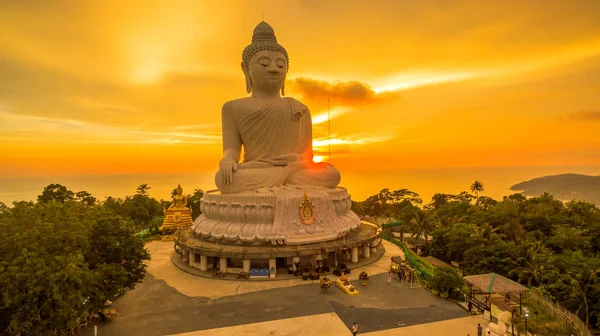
174, 221, 382, 279
192, 186, 361, 245
171, 243, 385, 281
176, 222, 381, 259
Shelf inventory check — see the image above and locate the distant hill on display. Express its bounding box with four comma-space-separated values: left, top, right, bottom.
510, 173, 600, 205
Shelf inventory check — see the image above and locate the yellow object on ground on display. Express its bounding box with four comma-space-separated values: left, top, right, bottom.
336, 278, 359, 295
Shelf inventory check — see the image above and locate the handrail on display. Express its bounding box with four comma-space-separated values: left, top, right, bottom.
509, 291, 592, 336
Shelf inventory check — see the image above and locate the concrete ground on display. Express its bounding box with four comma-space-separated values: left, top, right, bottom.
82, 240, 487, 336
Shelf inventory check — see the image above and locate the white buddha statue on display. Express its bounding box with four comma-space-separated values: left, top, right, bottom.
215, 21, 341, 194
193, 21, 361, 245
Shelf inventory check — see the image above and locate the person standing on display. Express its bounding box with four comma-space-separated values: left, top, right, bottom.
477, 323, 483, 336
387, 271, 392, 284
352, 322, 358, 336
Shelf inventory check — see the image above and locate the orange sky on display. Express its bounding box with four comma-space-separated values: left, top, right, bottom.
1, 0, 600, 179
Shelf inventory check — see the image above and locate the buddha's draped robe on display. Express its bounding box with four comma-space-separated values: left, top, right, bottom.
215, 97, 340, 193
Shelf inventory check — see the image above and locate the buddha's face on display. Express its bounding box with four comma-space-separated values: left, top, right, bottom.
245, 50, 287, 95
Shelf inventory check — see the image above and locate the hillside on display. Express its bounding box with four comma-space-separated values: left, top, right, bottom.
510, 173, 600, 205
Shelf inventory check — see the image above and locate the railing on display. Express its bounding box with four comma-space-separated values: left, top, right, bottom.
382, 231, 434, 279
510, 290, 592, 336
527, 291, 592, 336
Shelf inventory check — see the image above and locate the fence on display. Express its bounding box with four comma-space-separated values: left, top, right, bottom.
382, 231, 434, 279
525, 290, 592, 336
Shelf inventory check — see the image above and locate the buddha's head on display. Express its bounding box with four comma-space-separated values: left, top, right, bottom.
242, 21, 289, 96
175, 184, 183, 195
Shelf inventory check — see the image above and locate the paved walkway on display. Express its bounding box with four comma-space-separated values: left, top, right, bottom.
145, 239, 401, 299
84, 240, 486, 336
169, 314, 487, 336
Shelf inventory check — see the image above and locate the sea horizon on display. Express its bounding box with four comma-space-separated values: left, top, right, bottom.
1, 165, 598, 206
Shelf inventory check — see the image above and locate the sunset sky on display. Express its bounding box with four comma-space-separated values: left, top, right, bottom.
1, 0, 600, 180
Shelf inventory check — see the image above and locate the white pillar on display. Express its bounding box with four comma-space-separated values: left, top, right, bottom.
243, 259, 251, 273
363, 245, 371, 258
371, 240, 377, 253
220, 257, 228, 273
351, 247, 359, 263
292, 256, 300, 271
200, 255, 208, 271
269, 258, 276, 277
189, 253, 195, 266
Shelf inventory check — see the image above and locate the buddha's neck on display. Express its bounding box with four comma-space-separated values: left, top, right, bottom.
251, 91, 281, 99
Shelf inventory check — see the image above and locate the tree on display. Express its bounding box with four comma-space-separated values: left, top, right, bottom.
188, 189, 204, 220
430, 266, 463, 295
0, 201, 8, 215
558, 251, 600, 326
75, 190, 97, 207
406, 206, 436, 242
509, 241, 557, 287
136, 184, 151, 197
476, 196, 498, 211
37, 183, 74, 203
0, 201, 92, 335
84, 212, 150, 308
470, 180, 484, 198
0, 196, 151, 335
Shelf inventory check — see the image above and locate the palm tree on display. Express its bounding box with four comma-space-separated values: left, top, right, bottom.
509, 241, 556, 287
560, 252, 600, 326
407, 207, 436, 243
470, 180, 484, 199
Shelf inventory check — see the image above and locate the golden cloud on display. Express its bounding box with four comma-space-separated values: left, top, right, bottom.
287, 77, 400, 104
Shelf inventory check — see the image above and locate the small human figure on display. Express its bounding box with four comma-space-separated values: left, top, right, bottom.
352, 322, 358, 336
468, 301, 473, 314
477, 323, 483, 336
387, 271, 392, 284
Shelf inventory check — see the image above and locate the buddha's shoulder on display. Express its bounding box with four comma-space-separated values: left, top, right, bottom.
286, 97, 309, 111
221, 97, 262, 112
222, 97, 309, 113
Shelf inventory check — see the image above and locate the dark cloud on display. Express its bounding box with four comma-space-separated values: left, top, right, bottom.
287, 77, 399, 104
563, 110, 600, 121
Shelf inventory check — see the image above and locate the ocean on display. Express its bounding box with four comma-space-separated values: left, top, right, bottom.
0, 165, 598, 205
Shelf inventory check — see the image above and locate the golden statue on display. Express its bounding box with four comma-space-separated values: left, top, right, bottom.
160, 184, 193, 234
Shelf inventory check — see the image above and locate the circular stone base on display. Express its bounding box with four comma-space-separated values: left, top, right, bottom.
170, 244, 385, 281
175, 222, 381, 259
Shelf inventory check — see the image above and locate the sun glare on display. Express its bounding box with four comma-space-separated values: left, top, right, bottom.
373, 71, 478, 93
313, 156, 325, 162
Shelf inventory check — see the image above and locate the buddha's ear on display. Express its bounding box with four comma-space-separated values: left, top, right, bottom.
241, 62, 252, 94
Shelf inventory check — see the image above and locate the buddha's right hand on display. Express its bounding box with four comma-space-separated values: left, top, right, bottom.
219, 157, 239, 184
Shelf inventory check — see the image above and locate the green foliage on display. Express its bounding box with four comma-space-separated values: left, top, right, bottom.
37, 183, 75, 203
188, 189, 204, 220
430, 266, 463, 294
370, 182, 600, 329
0, 185, 151, 335
470, 180, 484, 198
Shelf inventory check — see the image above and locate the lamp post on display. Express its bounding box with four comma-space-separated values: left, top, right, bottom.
523, 307, 530, 336
534, 311, 539, 335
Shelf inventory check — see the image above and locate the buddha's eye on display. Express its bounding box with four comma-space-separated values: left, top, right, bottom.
276, 61, 285, 68
259, 60, 270, 67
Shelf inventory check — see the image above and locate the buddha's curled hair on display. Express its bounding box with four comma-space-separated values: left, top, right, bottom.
242, 21, 289, 70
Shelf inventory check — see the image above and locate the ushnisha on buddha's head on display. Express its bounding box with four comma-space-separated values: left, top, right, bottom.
241, 21, 289, 97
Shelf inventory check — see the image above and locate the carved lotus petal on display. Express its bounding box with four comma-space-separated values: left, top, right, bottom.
240, 223, 257, 242
224, 222, 243, 240
256, 223, 272, 239
211, 222, 230, 239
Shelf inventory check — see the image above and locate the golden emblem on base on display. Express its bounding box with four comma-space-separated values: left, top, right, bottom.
299, 191, 316, 225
